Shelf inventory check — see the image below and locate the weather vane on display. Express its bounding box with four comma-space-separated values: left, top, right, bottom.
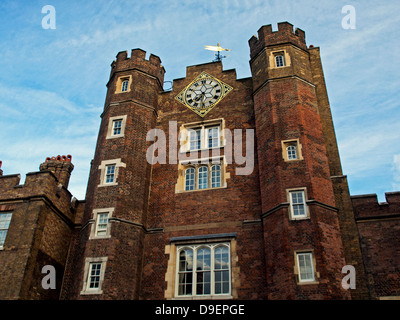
204, 43, 231, 62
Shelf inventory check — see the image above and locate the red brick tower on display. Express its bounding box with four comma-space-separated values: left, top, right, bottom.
64, 49, 165, 299
249, 22, 350, 299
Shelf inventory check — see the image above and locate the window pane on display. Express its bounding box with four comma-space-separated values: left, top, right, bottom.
298, 253, 314, 281
0, 213, 12, 229
287, 145, 297, 160
178, 249, 193, 295
190, 129, 201, 150
196, 247, 211, 295
214, 246, 229, 270
211, 165, 221, 188
105, 165, 116, 183
0, 230, 7, 247
275, 55, 284, 67
185, 168, 195, 190
0, 213, 12, 247
291, 191, 305, 217
293, 204, 305, 216
121, 80, 129, 92
113, 120, 122, 135
89, 263, 102, 289
208, 127, 219, 148
198, 166, 208, 189
96, 213, 109, 236
214, 246, 230, 295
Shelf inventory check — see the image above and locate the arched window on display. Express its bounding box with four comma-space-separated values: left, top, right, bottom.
214, 246, 230, 294
178, 249, 193, 296
176, 243, 231, 297
198, 166, 208, 189
121, 79, 129, 92
185, 167, 195, 191
286, 144, 297, 160
275, 54, 285, 67
196, 247, 211, 295
211, 165, 221, 188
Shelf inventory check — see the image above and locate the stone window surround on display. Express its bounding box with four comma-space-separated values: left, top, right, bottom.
80, 256, 108, 295
269, 49, 291, 69
281, 138, 303, 162
106, 115, 127, 139
175, 156, 230, 193
98, 159, 126, 187
115, 75, 132, 94
164, 233, 239, 300
89, 207, 115, 240
293, 249, 320, 285
286, 187, 310, 220
175, 242, 231, 298
179, 118, 226, 153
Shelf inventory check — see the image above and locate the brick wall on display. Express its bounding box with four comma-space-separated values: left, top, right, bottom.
352, 192, 400, 298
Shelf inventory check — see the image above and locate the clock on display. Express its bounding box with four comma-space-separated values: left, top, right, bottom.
175, 72, 233, 117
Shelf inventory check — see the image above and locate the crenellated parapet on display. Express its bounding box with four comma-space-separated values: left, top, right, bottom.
249, 22, 307, 59
109, 48, 165, 87
351, 192, 400, 220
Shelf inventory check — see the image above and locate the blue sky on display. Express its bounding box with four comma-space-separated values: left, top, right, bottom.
0, 0, 399, 201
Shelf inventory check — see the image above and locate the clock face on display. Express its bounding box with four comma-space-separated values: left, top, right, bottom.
185, 78, 222, 110
175, 72, 233, 117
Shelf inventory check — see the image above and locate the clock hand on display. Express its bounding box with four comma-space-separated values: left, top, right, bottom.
194, 92, 204, 108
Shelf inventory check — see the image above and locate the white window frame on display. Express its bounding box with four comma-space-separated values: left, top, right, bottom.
106, 115, 127, 139
211, 164, 221, 188
288, 188, 309, 220
180, 119, 224, 153
281, 139, 303, 162
175, 243, 231, 298
187, 126, 220, 151
269, 49, 291, 69
185, 167, 195, 191
80, 257, 108, 295
182, 157, 224, 192
90, 208, 114, 239
121, 79, 129, 92
286, 144, 297, 160
98, 159, 126, 187
198, 166, 209, 189
105, 164, 116, 184
207, 126, 220, 149
115, 75, 132, 93
296, 252, 316, 283
275, 54, 285, 67
0, 212, 12, 249
189, 129, 202, 151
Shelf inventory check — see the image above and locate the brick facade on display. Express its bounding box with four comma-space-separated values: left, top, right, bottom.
0, 22, 399, 300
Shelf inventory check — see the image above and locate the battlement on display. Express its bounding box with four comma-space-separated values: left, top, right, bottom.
0, 169, 72, 202
110, 48, 165, 86
249, 22, 307, 59
351, 192, 400, 220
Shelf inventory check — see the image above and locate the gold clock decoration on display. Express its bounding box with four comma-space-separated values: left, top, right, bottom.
175, 71, 233, 117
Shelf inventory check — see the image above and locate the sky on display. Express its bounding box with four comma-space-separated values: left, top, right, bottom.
0, 0, 399, 202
